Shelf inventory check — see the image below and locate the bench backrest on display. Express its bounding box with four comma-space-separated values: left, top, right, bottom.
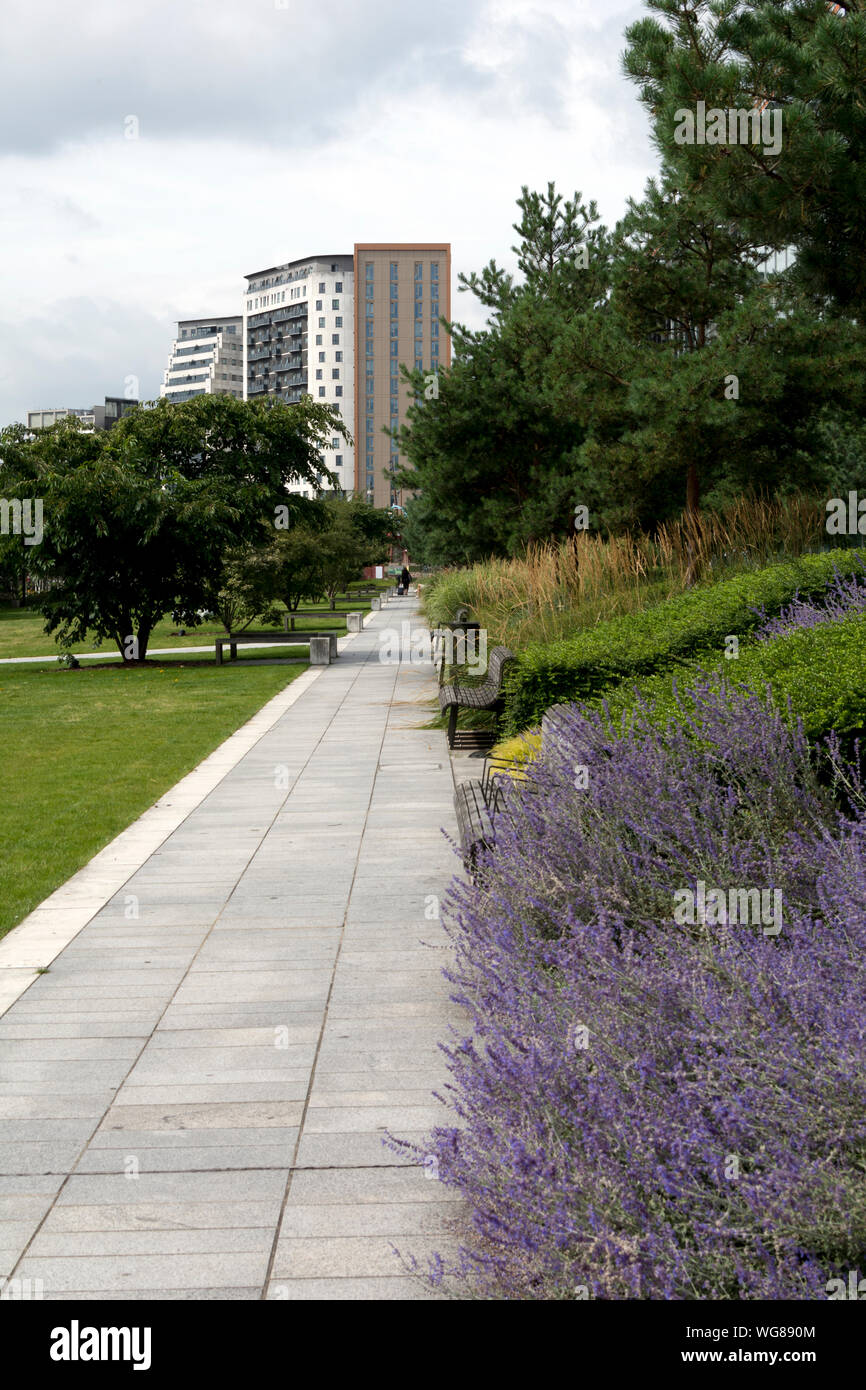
487, 646, 516, 684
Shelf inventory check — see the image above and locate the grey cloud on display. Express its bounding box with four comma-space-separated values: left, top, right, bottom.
1, 0, 506, 155
0, 298, 170, 428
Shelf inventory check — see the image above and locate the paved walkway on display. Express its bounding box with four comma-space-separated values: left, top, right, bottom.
0, 598, 465, 1300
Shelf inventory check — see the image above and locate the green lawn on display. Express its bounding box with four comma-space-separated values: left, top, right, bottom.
0, 659, 307, 938
0, 587, 389, 661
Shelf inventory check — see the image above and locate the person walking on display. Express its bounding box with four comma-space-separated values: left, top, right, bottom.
400, 565, 412, 594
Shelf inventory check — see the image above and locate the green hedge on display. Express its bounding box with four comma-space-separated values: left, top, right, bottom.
597, 611, 866, 746
502, 549, 865, 733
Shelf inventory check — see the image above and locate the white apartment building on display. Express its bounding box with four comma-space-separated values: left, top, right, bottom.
160, 316, 244, 403
26, 398, 139, 431
243, 254, 355, 498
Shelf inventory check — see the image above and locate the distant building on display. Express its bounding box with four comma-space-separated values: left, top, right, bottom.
160, 316, 244, 403
241, 244, 451, 506
243, 255, 355, 498
354, 243, 451, 509
26, 397, 139, 432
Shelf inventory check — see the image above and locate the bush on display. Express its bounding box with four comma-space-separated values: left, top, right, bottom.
503, 549, 866, 733
601, 611, 866, 748
400, 686, 866, 1299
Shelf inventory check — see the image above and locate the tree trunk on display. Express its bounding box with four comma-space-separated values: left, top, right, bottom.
686, 459, 700, 518
685, 460, 701, 586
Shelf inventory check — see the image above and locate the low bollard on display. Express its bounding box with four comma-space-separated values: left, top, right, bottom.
370, 596, 381, 611
347, 612, 363, 633
309, 635, 331, 665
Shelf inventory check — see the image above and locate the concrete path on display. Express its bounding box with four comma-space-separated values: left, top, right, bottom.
0, 598, 465, 1300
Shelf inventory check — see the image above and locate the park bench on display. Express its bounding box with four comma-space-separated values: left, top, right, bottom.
432, 620, 481, 685
282, 610, 346, 631
454, 756, 530, 874
214, 631, 338, 666
438, 645, 516, 749
340, 585, 380, 599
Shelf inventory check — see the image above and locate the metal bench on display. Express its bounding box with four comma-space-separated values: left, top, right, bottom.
438, 645, 516, 749
432, 621, 481, 685
454, 756, 530, 874
454, 759, 506, 872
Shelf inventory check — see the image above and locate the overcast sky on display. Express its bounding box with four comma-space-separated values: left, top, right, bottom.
0, 0, 655, 427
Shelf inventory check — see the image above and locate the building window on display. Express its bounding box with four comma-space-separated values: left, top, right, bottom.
431, 321, 439, 337
318, 387, 326, 397
390, 324, 399, 339
335, 454, 343, 467
335, 316, 342, 328
332, 334, 340, 345
414, 301, 423, 318
390, 262, 398, 281
331, 437, 340, 448
332, 368, 340, 379
335, 386, 343, 397
319, 282, 326, 293
318, 317, 325, 328
315, 369, 323, 380
366, 396, 374, 412
315, 300, 322, 310
316, 335, 322, 345
335, 282, 342, 292
366, 303, 374, 317
415, 284, 423, 300
430, 263, 439, 280
335, 351, 343, 362
318, 351, 325, 362
331, 299, 339, 310
414, 262, 423, 280
365, 263, 374, 280
391, 341, 398, 357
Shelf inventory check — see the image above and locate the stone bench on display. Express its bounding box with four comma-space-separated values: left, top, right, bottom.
215, 631, 337, 666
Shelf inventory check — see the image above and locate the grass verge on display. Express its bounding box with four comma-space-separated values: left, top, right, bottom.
0, 659, 307, 938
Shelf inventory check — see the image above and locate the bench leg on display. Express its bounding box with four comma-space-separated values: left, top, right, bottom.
447, 704, 458, 749
230, 642, 237, 661
215, 643, 222, 666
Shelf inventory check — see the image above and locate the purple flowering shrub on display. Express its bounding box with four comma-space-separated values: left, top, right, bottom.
754, 564, 866, 640
407, 685, 866, 1299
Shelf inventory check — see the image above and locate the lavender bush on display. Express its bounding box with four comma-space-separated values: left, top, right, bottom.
754, 563, 866, 640
400, 683, 866, 1299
